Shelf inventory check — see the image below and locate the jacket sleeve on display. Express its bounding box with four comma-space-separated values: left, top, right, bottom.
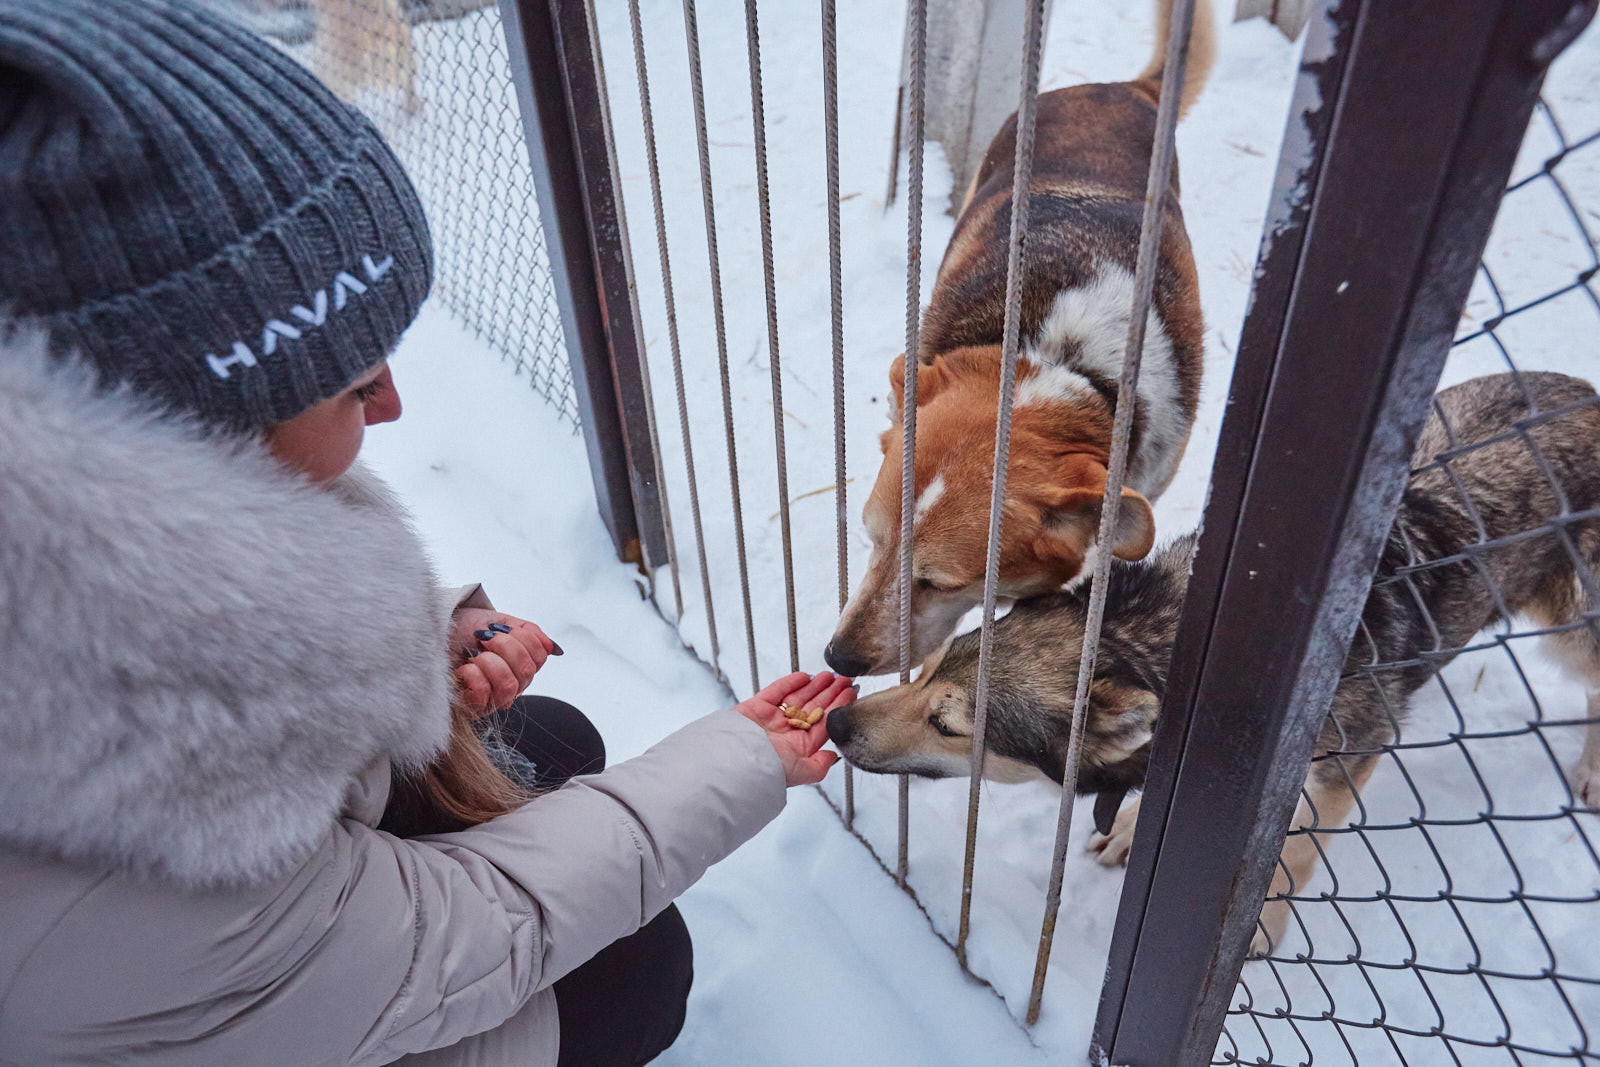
349, 707, 785, 1062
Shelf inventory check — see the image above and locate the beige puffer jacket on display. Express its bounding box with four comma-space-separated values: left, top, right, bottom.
0, 340, 786, 1065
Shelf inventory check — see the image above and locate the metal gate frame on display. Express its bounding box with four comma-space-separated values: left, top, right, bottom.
1092, 1, 1597, 1063
498, 0, 671, 570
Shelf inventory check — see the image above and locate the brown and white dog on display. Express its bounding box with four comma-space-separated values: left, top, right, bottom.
824, 0, 1216, 678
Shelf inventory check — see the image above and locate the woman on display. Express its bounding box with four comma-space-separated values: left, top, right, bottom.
0, 1, 852, 1063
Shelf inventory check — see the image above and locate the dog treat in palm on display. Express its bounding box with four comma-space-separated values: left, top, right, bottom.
805, 708, 824, 726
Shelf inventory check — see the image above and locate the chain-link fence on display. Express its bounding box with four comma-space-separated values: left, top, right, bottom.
1218, 49, 1600, 1067
212, 0, 577, 425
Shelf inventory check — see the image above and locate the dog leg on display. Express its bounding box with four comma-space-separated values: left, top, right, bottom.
1574, 691, 1600, 810
1086, 796, 1140, 867
1249, 756, 1374, 958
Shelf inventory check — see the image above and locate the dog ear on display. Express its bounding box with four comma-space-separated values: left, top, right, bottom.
887, 353, 950, 423
1044, 484, 1156, 561
1036, 455, 1156, 564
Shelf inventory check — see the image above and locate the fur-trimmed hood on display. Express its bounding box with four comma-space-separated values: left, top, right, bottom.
0, 336, 452, 888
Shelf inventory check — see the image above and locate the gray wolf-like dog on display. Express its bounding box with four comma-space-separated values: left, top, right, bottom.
827, 371, 1600, 951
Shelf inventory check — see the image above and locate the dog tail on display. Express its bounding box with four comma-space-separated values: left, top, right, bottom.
1136, 0, 1215, 119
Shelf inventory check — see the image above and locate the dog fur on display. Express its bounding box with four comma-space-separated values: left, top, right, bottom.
309, 0, 421, 116
825, 0, 1214, 677
828, 372, 1600, 951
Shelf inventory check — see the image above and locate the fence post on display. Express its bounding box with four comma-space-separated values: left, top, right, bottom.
498, 0, 668, 568
886, 0, 1053, 213
1089, 0, 1596, 1063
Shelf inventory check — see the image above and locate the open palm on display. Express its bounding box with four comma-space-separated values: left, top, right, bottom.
735, 671, 856, 787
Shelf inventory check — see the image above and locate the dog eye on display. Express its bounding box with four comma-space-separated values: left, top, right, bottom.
916, 577, 956, 594
929, 715, 959, 738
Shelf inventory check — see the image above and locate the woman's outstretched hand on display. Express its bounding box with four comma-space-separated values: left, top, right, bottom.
451, 608, 561, 717
735, 671, 855, 787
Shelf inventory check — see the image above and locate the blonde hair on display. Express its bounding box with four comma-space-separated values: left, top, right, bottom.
409, 705, 533, 828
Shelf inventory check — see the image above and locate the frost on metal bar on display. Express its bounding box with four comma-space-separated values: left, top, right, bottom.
681, 0, 761, 694
628, 0, 722, 679
743, 0, 801, 674
821, 0, 856, 825
954, 0, 1047, 973
896, 0, 931, 891
1025, 0, 1198, 1026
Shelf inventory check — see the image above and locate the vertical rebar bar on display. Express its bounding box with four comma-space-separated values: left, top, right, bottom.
628, 0, 723, 679
822, 0, 854, 825
1026, 0, 1197, 1026
954, 0, 1047, 972
743, 0, 801, 674
895, 0, 929, 891
682, 0, 761, 695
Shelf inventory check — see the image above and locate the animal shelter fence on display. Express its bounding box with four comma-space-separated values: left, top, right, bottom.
495, 0, 1600, 1060
254, 0, 1600, 1058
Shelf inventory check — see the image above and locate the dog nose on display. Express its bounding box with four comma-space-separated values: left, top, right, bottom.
826, 707, 854, 748
824, 639, 871, 678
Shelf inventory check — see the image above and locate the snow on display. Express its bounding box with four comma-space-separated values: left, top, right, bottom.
354, 0, 1600, 1062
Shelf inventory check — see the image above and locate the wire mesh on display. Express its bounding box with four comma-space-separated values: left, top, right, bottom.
226, 0, 577, 425
1217, 43, 1600, 1066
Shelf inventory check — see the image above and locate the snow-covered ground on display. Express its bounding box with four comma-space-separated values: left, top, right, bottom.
350, 1, 1600, 1062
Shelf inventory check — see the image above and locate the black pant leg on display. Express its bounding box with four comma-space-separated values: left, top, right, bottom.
554, 903, 694, 1067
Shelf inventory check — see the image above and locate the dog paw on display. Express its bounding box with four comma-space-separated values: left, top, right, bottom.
1085, 799, 1140, 867
1572, 755, 1600, 811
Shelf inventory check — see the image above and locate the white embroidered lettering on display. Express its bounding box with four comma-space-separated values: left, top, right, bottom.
332, 272, 367, 310
260, 319, 303, 356
206, 341, 258, 379
290, 289, 329, 326
204, 250, 390, 377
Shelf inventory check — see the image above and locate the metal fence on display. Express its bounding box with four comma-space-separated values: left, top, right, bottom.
224, 0, 577, 424
1094, 2, 1600, 1063
497, 0, 1600, 1059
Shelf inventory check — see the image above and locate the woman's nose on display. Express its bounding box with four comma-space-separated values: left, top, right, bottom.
364, 366, 402, 425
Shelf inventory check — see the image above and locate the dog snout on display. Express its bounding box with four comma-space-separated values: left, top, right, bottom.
825, 706, 855, 748
823, 639, 872, 678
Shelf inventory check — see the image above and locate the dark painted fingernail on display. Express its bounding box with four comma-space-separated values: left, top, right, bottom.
549, 640, 565, 656
467, 649, 483, 659
851, 683, 861, 692
474, 629, 495, 642
489, 622, 512, 634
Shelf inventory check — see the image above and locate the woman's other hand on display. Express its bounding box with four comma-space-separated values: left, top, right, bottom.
451, 609, 561, 717
735, 671, 855, 787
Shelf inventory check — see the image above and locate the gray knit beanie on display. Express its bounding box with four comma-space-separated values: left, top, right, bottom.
0, 0, 433, 432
